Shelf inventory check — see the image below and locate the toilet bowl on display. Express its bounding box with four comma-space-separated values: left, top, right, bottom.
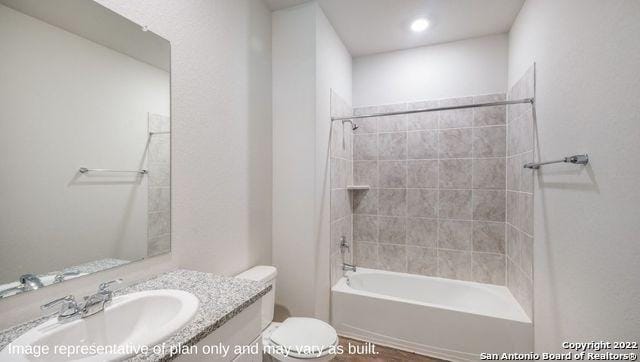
236, 266, 337, 361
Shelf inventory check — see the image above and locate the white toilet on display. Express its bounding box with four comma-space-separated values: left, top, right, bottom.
236, 266, 338, 361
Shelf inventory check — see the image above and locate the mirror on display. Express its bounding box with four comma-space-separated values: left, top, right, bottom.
0, 0, 171, 298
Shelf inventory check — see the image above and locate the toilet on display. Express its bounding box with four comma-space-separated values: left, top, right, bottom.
236, 266, 338, 361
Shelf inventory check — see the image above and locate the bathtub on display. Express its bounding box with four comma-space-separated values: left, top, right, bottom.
331, 268, 533, 361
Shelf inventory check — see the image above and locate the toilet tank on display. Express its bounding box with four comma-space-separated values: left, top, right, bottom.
236, 266, 277, 330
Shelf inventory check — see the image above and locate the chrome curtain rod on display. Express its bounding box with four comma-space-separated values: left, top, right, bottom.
331, 98, 534, 121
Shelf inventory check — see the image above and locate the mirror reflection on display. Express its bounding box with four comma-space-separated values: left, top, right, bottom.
0, 0, 171, 298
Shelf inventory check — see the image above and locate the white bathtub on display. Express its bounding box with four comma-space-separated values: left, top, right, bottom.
331, 268, 533, 361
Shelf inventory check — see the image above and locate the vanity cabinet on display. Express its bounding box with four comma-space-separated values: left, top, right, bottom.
177, 300, 263, 361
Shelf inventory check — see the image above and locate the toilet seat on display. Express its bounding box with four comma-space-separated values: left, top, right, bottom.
263, 318, 338, 361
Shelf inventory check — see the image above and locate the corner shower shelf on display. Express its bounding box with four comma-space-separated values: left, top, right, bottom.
346, 185, 370, 191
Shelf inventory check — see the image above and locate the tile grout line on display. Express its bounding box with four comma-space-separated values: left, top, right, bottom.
435, 105, 441, 278
471, 110, 476, 282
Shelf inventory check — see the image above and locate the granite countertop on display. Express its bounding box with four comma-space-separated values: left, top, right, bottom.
61, 258, 131, 275
0, 269, 270, 361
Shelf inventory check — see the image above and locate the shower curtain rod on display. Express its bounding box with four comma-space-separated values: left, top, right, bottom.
330, 98, 534, 121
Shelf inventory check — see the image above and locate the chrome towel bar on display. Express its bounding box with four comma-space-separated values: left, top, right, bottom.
79, 167, 148, 175
524, 154, 589, 170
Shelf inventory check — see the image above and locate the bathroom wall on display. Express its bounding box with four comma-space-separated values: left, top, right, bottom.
508, 0, 640, 351
273, 2, 351, 320
97, 0, 273, 276
273, 3, 317, 320
314, 8, 353, 320
0, 0, 273, 329
351, 95, 508, 285
0, 3, 169, 281
506, 66, 535, 318
353, 34, 508, 107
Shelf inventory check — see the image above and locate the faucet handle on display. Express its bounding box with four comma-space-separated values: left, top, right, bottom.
340, 236, 350, 251
54, 270, 80, 283
41, 295, 79, 319
98, 278, 123, 293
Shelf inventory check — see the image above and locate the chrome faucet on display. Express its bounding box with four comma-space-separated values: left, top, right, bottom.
41, 295, 81, 322
0, 274, 44, 299
19, 274, 44, 291
342, 263, 357, 272
41, 279, 123, 322
82, 279, 122, 317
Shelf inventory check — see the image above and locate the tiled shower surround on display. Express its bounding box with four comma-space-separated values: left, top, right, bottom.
147, 113, 171, 257
330, 91, 354, 286
329, 76, 535, 317
349, 94, 508, 285
506, 65, 535, 318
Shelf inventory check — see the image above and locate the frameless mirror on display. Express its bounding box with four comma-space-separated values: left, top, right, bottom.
0, 0, 171, 298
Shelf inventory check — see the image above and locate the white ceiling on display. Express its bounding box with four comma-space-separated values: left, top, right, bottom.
266, 0, 312, 11
1, 0, 170, 71
265, 0, 525, 57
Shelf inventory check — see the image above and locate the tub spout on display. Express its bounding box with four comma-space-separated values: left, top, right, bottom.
343, 263, 357, 272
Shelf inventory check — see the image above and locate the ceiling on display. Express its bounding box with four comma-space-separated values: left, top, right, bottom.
1, 0, 170, 71
264, 0, 525, 57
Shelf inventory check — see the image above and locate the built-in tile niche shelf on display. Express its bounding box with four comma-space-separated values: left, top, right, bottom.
346, 185, 370, 191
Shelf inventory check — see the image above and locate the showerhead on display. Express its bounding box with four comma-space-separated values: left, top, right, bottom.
342, 119, 358, 131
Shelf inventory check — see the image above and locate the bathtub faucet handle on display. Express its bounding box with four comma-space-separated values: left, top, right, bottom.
340, 236, 350, 252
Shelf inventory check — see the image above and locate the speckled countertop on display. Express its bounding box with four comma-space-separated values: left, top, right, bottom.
61, 258, 131, 275
0, 269, 270, 361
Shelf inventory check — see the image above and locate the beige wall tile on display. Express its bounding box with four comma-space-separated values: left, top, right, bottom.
439, 128, 473, 158
407, 247, 437, 276
473, 252, 506, 285
439, 189, 472, 220
406, 218, 438, 248
379, 132, 407, 160
438, 220, 472, 251
438, 250, 472, 281
378, 216, 406, 244
407, 160, 438, 188
408, 130, 438, 159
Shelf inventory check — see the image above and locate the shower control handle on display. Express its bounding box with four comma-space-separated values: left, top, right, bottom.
340, 236, 350, 252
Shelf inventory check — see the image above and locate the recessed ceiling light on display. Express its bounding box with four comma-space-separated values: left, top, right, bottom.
410, 18, 429, 32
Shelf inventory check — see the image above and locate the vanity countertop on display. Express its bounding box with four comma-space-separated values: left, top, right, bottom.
0, 269, 271, 361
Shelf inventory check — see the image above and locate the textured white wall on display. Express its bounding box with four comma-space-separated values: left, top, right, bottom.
0, 0, 272, 329
0, 4, 169, 282
353, 34, 508, 107
314, 5, 352, 321
272, 3, 318, 318
509, 0, 640, 351
272, 2, 351, 319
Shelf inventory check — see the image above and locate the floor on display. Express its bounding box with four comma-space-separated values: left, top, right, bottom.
335, 336, 447, 362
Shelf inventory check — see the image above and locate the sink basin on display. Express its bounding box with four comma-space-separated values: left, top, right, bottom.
0, 289, 199, 361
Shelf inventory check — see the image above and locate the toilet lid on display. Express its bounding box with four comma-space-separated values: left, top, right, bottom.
269, 318, 337, 358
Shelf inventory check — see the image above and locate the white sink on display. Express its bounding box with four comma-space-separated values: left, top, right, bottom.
0, 289, 199, 361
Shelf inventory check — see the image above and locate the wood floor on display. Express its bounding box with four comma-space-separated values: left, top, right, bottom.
333, 336, 447, 362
